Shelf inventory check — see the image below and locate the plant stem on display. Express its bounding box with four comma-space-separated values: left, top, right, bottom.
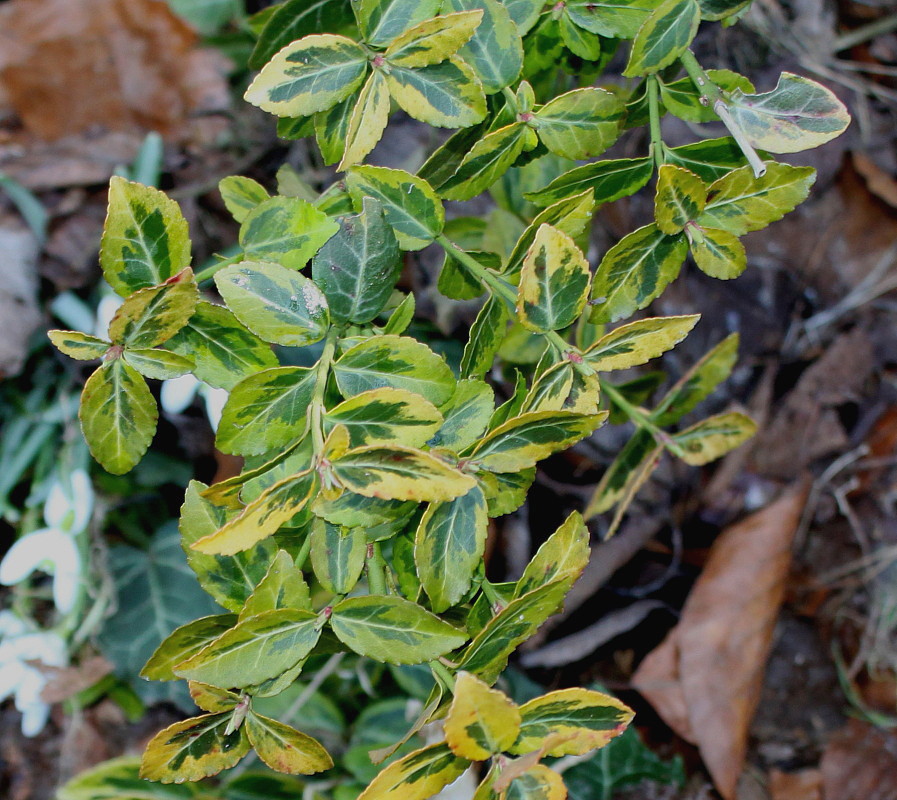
600, 379, 686, 458
193, 251, 244, 284
310, 327, 340, 454
366, 542, 388, 594
434, 235, 594, 375
647, 76, 665, 171
294, 533, 312, 570
429, 659, 456, 690
679, 49, 766, 178
834, 13, 897, 53
480, 579, 505, 611
502, 86, 519, 112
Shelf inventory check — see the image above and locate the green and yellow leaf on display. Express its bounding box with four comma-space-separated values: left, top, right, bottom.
443, 0, 522, 93
79, 359, 157, 475
309, 519, 367, 595
524, 157, 653, 208
505, 765, 567, 800
385, 57, 487, 129
330, 595, 468, 663
141, 614, 238, 681
244, 34, 369, 117
584, 314, 700, 372
356, 743, 470, 800
325, 387, 443, 448
444, 671, 521, 759
429, 379, 494, 450
385, 10, 483, 68
515, 512, 590, 598
511, 687, 634, 756
215, 262, 330, 347
140, 713, 250, 783
108, 269, 198, 348
219, 176, 270, 224
188, 682, 240, 713
339, 70, 392, 169
653, 165, 706, 234
355, 0, 443, 47
460, 294, 509, 379
671, 410, 757, 465
122, 349, 194, 380
48, 330, 109, 361
245, 712, 333, 774
623, 0, 701, 77
533, 88, 624, 161
440, 123, 531, 201
517, 224, 591, 333
239, 197, 339, 270
239, 549, 312, 621
100, 177, 191, 297
689, 226, 747, 279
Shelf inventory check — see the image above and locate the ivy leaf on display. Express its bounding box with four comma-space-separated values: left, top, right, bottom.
589, 223, 688, 324
653, 165, 707, 234
332, 446, 476, 501
689, 227, 747, 279
456, 579, 570, 683
141, 615, 238, 682
140, 713, 251, 783
524, 157, 653, 208
443, 0, 522, 93
100, 177, 191, 297
696, 162, 816, 235
80, 359, 157, 475
245, 712, 333, 774
108, 269, 198, 348
510, 687, 634, 757
584, 314, 700, 371
122, 349, 194, 380
330, 595, 468, 664
460, 294, 509, 379
164, 301, 278, 391
312, 198, 401, 323
346, 166, 445, 250
174, 608, 321, 688
97, 528, 222, 715
217, 367, 316, 457
472, 410, 606, 473
517, 223, 591, 332
515, 511, 590, 598
726, 73, 850, 154
48, 330, 110, 361
239, 549, 312, 621
356, 743, 470, 800
249, 0, 355, 69
215, 262, 330, 347
191, 470, 316, 555
325, 388, 443, 448
671, 411, 757, 465
652, 333, 738, 425
355, 0, 442, 47
239, 197, 339, 270
564, 0, 655, 38
384, 10, 484, 68
414, 485, 488, 612
440, 123, 532, 201
533, 88, 624, 160
219, 176, 270, 224
338, 71, 392, 169
429, 378, 494, 450
244, 34, 369, 117
334, 335, 456, 407
309, 519, 367, 594
179, 481, 277, 613
623, 0, 701, 77
385, 57, 487, 129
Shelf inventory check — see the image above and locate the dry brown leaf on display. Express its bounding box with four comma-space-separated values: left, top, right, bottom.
40, 655, 113, 704
768, 768, 821, 800
821, 719, 897, 800
0, 218, 41, 378
633, 484, 809, 800
853, 152, 897, 209
0, 0, 229, 145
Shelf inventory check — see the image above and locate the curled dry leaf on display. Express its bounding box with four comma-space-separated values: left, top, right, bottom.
820, 719, 897, 800
632, 483, 809, 800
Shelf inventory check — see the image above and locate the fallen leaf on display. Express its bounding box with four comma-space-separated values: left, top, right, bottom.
633, 484, 809, 800
853, 151, 897, 209
769, 768, 821, 800
0, 0, 228, 142
821, 719, 897, 800
40, 655, 113, 704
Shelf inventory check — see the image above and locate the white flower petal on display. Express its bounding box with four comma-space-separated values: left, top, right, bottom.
52, 557, 83, 615
18, 698, 51, 737
94, 294, 123, 339
67, 470, 94, 532
0, 610, 29, 637
0, 529, 60, 586
161, 374, 199, 415
0, 661, 26, 703
44, 479, 71, 529
202, 387, 228, 431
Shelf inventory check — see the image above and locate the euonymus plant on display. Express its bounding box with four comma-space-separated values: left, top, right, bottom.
49, 0, 848, 795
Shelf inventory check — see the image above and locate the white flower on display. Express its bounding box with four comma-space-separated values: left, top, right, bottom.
0, 472, 91, 614
161, 374, 228, 431
0, 618, 67, 737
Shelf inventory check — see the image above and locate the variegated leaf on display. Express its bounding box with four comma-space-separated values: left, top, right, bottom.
239, 549, 312, 621
239, 197, 339, 270
385, 10, 483, 68
653, 165, 706, 235
325, 387, 443, 448
245, 712, 333, 774
107, 269, 198, 348
355, 0, 443, 47
385, 57, 487, 129
122, 349, 194, 380
339, 70, 391, 169
515, 511, 590, 598
689, 226, 747, 279
533, 88, 624, 161
309, 519, 366, 595
623, 0, 701, 77
445, 671, 521, 759
48, 330, 109, 361
524, 157, 653, 208
356, 743, 470, 800
671, 411, 757, 465
443, 0, 522, 93
219, 176, 270, 224
584, 314, 699, 371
